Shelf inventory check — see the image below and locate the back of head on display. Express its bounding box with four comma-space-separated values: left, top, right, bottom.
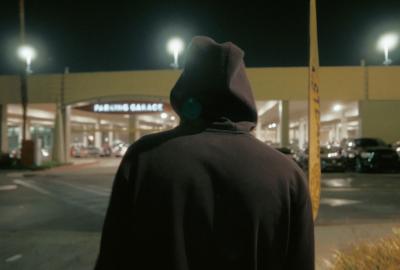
170, 36, 258, 124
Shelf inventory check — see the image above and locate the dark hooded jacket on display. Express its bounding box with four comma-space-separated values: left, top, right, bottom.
95, 36, 314, 270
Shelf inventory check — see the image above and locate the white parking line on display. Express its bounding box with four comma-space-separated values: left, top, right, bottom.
320, 198, 361, 207
86, 185, 111, 194
0, 184, 18, 191
52, 180, 110, 196
13, 179, 51, 195
323, 187, 361, 192
12, 179, 105, 216
5, 254, 23, 263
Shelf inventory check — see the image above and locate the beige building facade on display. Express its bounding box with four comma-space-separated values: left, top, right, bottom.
1, 66, 400, 161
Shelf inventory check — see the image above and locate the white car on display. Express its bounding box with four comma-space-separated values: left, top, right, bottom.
113, 143, 129, 157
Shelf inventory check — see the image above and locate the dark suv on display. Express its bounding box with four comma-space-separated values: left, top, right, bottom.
342, 138, 400, 173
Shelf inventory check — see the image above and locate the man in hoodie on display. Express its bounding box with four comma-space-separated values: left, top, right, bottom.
95, 36, 314, 270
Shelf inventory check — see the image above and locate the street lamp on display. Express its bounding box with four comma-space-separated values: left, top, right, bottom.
377, 33, 398, 65
167, 38, 184, 69
17, 44, 36, 144
17, 45, 36, 73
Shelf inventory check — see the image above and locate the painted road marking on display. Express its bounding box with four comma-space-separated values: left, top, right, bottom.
5, 172, 24, 178
87, 185, 111, 194
52, 180, 110, 196
0, 184, 18, 191
5, 254, 23, 263
320, 198, 361, 207
12, 179, 105, 216
13, 179, 51, 195
323, 187, 361, 192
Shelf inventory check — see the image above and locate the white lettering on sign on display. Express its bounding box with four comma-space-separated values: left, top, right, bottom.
93, 103, 164, 113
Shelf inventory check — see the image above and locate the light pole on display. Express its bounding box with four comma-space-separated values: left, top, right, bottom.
17, 45, 36, 143
167, 38, 184, 69
377, 33, 398, 65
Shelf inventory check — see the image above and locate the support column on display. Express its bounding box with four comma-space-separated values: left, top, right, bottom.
329, 128, 335, 143
114, 128, 119, 142
129, 115, 140, 143
279, 100, 290, 147
52, 103, 65, 163
340, 111, 348, 141
0, 104, 8, 153
95, 119, 102, 149
299, 119, 307, 149
335, 123, 341, 143
108, 124, 114, 145
82, 125, 88, 147
25, 119, 31, 140
63, 105, 71, 162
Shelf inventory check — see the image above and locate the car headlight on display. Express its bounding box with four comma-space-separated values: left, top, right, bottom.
348, 153, 355, 158
327, 152, 339, 158
360, 152, 374, 159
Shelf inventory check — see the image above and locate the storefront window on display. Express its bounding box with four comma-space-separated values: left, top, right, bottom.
30, 126, 54, 150
8, 125, 21, 151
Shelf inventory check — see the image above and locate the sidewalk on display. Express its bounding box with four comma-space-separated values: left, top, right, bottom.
3, 158, 99, 178
315, 222, 400, 269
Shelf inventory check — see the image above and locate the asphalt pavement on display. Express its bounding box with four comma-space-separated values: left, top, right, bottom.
1, 158, 399, 270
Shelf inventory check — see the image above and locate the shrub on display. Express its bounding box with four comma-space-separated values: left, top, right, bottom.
0, 152, 14, 168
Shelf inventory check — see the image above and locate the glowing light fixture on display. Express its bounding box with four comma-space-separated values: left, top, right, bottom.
377, 33, 398, 65
17, 45, 36, 73
167, 38, 184, 69
333, 104, 343, 112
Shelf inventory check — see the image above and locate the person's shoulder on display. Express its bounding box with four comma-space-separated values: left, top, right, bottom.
125, 127, 180, 156
250, 139, 306, 179
249, 138, 295, 162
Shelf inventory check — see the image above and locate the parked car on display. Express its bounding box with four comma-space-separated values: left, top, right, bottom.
85, 146, 101, 157
342, 138, 400, 173
70, 145, 101, 158
392, 140, 400, 157
70, 144, 87, 158
112, 143, 129, 157
274, 147, 299, 163
296, 146, 346, 172
320, 146, 346, 172
100, 144, 112, 157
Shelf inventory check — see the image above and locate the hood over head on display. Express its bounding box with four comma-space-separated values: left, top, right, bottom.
170, 36, 258, 128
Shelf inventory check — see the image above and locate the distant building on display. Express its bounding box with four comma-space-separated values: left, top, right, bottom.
1, 66, 400, 159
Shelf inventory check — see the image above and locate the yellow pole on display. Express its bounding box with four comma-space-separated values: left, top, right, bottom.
308, 0, 321, 221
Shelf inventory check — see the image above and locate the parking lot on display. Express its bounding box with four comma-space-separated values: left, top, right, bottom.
1, 159, 399, 269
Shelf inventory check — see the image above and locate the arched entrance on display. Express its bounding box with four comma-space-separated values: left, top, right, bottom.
66, 96, 177, 158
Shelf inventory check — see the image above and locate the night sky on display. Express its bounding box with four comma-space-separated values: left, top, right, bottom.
0, 0, 399, 74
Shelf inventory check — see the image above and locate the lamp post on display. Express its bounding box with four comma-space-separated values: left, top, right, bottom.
17, 45, 36, 142
167, 38, 184, 69
377, 33, 398, 65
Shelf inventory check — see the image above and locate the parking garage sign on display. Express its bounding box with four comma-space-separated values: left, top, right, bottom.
92, 102, 164, 113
